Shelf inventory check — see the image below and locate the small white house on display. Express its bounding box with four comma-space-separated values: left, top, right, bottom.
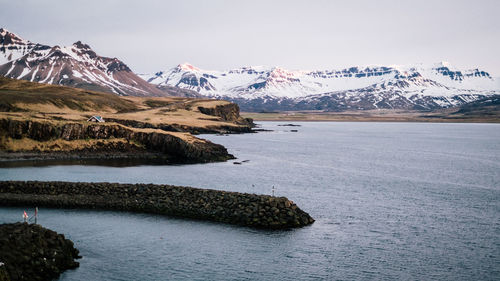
87, 116, 105, 122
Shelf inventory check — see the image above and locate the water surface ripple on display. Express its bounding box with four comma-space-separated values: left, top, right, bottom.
0, 122, 499, 280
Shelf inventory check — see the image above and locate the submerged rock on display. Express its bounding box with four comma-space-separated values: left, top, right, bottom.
277, 124, 301, 127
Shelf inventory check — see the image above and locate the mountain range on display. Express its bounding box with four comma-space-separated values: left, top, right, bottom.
141, 63, 500, 111
1, 27, 499, 112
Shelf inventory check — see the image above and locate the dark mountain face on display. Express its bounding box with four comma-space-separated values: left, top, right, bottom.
453, 95, 500, 116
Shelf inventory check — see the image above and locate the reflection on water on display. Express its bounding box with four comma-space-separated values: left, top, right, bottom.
0, 158, 171, 168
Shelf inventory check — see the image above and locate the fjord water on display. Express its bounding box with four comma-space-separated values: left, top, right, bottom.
1, 122, 499, 280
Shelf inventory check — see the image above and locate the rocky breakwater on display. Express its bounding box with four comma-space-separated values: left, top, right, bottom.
0, 181, 315, 229
0, 118, 232, 163
0, 222, 80, 281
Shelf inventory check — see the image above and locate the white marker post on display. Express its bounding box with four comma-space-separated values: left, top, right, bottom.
272, 186, 275, 197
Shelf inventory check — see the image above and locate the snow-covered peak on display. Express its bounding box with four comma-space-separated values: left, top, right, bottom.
268, 66, 300, 78
0, 33, 145, 95
141, 62, 499, 103
0, 27, 199, 97
72, 41, 92, 50
178, 62, 200, 72
435, 61, 452, 68
0, 28, 28, 44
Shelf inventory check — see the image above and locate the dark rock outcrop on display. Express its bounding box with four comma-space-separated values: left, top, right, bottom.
0, 223, 80, 281
197, 103, 254, 127
0, 264, 9, 281
0, 181, 315, 229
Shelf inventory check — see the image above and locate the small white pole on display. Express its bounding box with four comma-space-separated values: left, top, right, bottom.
272, 186, 275, 197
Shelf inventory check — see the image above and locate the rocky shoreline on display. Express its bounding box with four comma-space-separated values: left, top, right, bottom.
0, 181, 315, 229
0, 118, 234, 164
0, 222, 80, 281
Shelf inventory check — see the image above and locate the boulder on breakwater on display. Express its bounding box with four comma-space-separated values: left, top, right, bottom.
0, 264, 8, 281
0, 222, 80, 281
0, 181, 315, 229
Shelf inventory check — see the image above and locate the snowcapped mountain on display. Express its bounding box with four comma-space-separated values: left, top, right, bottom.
0, 28, 196, 97
143, 62, 500, 111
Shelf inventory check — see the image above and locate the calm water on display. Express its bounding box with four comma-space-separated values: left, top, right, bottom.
1, 122, 499, 280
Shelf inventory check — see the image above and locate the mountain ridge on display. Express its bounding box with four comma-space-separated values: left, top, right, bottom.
142, 62, 499, 111
0, 28, 198, 97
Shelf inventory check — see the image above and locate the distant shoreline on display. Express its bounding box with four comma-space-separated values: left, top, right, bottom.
242, 110, 500, 123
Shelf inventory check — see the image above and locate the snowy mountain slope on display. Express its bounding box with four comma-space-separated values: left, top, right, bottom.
0, 28, 196, 97
0, 28, 37, 65
143, 62, 500, 111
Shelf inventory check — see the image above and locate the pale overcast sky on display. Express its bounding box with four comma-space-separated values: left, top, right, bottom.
1, 0, 499, 75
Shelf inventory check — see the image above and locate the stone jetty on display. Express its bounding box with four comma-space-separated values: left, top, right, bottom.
0, 181, 315, 229
0, 222, 80, 281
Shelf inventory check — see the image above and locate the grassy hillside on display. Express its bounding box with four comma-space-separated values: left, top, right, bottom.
0, 76, 138, 113
0, 76, 252, 132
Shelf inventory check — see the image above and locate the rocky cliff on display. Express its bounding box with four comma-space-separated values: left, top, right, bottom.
197, 103, 253, 126
0, 118, 233, 163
